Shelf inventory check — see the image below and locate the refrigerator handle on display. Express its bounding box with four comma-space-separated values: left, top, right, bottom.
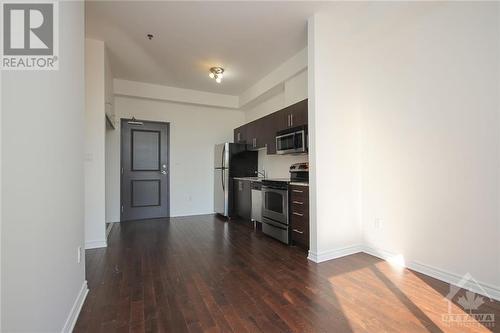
222, 169, 225, 192
222, 144, 225, 169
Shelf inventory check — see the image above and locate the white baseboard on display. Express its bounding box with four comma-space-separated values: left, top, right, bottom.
170, 212, 215, 218
307, 244, 500, 302
85, 240, 107, 249
361, 245, 396, 262
362, 245, 500, 302
408, 261, 500, 302
308, 244, 363, 263
61, 280, 88, 333
105, 223, 114, 239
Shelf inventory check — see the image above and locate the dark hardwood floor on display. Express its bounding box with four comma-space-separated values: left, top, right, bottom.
75, 215, 499, 333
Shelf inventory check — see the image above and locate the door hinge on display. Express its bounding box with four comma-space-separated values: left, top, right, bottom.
121, 205, 124, 213
121, 167, 124, 175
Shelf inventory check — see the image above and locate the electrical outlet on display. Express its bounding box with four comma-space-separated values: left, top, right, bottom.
374, 218, 382, 229
77, 246, 82, 264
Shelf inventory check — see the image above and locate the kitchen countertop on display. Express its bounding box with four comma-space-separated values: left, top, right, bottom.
233, 177, 309, 187
233, 177, 264, 182
289, 182, 309, 187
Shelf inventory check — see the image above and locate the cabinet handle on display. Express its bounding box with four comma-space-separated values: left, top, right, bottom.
292, 229, 304, 234
293, 212, 304, 217
291, 114, 293, 126
287, 114, 290, 127
292, 189, 303, 193
292, 201, 304, 205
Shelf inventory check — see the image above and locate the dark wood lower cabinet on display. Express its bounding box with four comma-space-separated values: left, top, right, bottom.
289, 185, 309, 250
233, 179, 251, 220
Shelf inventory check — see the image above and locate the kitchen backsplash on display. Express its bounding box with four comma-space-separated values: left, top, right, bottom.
258, 149, 308, 178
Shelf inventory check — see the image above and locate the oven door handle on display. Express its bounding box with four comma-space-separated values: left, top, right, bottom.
261, 185, 287, 193
262, 220, 288, 230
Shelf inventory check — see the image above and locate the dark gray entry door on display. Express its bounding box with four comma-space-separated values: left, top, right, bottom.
121, 119, 169, 221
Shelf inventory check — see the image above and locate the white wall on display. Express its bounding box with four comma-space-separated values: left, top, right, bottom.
257, 150, 308, 179
109, 97, 245, 218
0, 67, 2, 332
85, 39, 107, 248
105, 123, 120, 223
243, 70, 309, 178
104, 46, 114, 122
115, 79, 239, 109
308, 12, 362, 261
244, 70, 308, 123
357, 2, 500, 289
1, 1, 87, 331
244, 87, 285, 123
309, 2, 500, 289
240, 48, 307, 107
104, 47, 118, 223
284, 70, 308, 107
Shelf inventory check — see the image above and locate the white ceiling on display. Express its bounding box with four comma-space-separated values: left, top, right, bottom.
85, 1, 327, 95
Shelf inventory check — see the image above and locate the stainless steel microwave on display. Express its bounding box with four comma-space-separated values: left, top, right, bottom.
275, 125, 307, 155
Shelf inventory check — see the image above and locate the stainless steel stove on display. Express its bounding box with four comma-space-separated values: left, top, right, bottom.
260, 163, 309, 244
261, 178, 290, 244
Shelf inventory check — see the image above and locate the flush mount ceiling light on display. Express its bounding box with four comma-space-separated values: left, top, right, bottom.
209, 67, 224, 84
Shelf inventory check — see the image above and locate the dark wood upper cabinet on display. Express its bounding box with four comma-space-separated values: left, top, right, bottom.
264, 112, 282, 155
246, 117, 269, 150
274, 107, 290, 130
233, 98, 308, 154
246, 119, 260, 149
234, 125, 247, 144
254, 118, 268, 149
289, 99, 308, 127
281, 99, 308, 129
245, 122, 255, 146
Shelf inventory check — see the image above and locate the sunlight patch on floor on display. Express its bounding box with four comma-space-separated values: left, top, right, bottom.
386, 253, 406, 268
326, 261, 489, 332
372, 260, 493, 331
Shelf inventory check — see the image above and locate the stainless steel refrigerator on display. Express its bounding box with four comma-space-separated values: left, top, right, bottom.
214, 143, 257, 217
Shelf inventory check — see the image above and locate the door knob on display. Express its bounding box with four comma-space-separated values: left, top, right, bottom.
161, 170, 167, 175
